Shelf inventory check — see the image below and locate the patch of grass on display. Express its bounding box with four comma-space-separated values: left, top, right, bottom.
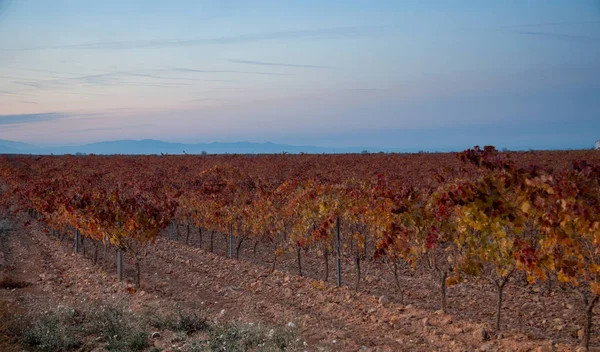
121, 330, 149, 352
10, 306, 82, 352
151, 309, 208, 335
7, 301, 302, 352
175, 310, 209, 335
7, 303, 149, 352
202, 322, 301, 352
84, 304, 149, 351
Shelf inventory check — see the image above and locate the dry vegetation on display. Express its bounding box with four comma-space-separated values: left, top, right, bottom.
2, 150, 600, 351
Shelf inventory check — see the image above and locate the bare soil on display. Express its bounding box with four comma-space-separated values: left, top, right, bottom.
1, 214, 597, 351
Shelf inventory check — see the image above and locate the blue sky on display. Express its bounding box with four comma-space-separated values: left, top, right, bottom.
0, 0, 599, 150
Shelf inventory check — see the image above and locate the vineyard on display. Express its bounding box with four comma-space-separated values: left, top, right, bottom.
1, 148, 600, 350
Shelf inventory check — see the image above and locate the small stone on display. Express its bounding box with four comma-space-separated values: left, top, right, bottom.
441, 316, 453, 325
578, 329, 585, 341
473, 327, 489, 342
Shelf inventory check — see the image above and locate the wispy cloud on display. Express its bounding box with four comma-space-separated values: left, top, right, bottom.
0, 112, 69, 125
68, 124, 147, 133
460, 20, 600, 37
6, 71, 209, 91
47, 91, 111, 97
126, 72, 211, 81
5, 67, 84, 77
11, 80, 45, 89
511, 30, 600, 43
344, 88, 385, 92
504, 20, 600, 28
9, 73, 114, 89
228, 59, 330, 69
165, 66, 293, 76
127, 72, 237, 82
0, 91, 32, 97
185, 98, 226, 102
0, 74, 30, 80
14, 25, 384, 51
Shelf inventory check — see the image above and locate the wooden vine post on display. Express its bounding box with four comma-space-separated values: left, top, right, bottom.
229, 224, 234, 259
74, 228, 80, 253
336, 216, 342, 287
117, 248, 123, 282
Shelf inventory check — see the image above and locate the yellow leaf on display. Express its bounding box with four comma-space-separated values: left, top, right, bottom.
591, 282, 600, 296
557, 271, 569, 283
312, 281, 325, 290
521, 201, 531, 214
446, 275, 461, 287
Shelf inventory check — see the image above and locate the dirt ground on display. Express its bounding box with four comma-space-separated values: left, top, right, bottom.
0, 214, 597, 351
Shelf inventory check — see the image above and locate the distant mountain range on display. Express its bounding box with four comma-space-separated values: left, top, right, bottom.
0, 139, 401, 155
2, 139, 594, 155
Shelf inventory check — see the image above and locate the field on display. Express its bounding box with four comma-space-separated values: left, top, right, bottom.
1, 148, 600, 351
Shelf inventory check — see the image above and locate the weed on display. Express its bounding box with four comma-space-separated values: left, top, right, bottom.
8, 303, 149, 351
151, 308, 208, 335
205, 322, 301, 352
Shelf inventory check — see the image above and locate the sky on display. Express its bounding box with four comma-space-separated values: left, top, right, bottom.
0, 0, 599, 150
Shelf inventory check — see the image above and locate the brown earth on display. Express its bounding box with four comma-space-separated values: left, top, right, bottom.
0, 213, 597, 351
